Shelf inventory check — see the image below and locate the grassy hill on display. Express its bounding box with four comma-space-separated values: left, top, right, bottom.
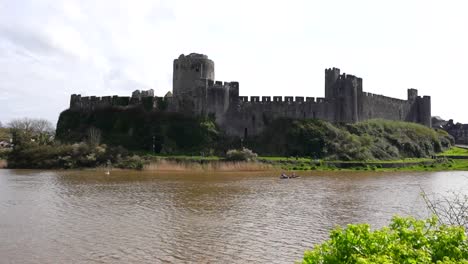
249, 118, 453, 161
56, 107, 453, 161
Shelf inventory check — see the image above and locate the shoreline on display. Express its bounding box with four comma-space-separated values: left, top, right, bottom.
144, 155, 468, 172
0, 159, 6, 169
2, 154, 468, 173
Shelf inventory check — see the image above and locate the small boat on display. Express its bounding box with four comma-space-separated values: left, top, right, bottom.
280, 173, 300, 179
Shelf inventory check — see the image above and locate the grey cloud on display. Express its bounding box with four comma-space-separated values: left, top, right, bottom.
0, 25, 64, 57
103, 68, 150, 93
147, 1, 176, 22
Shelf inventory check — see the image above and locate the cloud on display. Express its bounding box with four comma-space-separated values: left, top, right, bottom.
0, 25, 61, 56
0, 0, 467, 125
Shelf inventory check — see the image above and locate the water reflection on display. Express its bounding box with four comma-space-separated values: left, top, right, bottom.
0, 169, 467, 263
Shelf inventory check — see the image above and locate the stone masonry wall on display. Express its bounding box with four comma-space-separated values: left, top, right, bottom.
221, 96, 333, 136
67, 53, 432, 138
361, 92, 413, 121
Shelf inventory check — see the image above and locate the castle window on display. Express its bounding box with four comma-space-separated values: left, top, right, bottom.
195, 67, 200, 72
175, 64, 178, 69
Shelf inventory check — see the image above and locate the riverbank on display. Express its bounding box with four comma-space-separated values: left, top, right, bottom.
2, 154, 468, 172
143, 159, 273, 171
3, 146, 467, 172
142, 154, 468, 172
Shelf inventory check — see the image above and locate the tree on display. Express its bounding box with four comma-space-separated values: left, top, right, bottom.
421, 188, 468, 232
8, 118, 55, 146
86, 127, 101, 146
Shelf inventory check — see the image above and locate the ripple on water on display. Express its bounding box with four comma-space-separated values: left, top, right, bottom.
0, 169, 467, 263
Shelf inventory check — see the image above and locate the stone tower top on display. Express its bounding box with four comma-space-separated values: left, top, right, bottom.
182, 53, 209, 59
173, 53, 215, 96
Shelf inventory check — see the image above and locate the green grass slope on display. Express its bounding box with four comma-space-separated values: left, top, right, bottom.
250, 118, 453, 161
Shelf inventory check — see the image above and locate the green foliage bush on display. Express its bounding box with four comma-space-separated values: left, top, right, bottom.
252, 118, 453, 161
302, 216, 468, 264
225, 148, 258, 161
0, 149, 10, 159
7, 138, 146, 170
56, 107, 220, 155
115, 155, 145, 170
0, 127, 10, 142
249, 118, 327, 158
55, 107, 453, 161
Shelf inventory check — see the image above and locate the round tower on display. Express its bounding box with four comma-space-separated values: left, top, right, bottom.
172, 53, 215, 97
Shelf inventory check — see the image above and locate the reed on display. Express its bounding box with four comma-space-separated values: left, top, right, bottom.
143, 159, 273, 172
0, 159, 7, 168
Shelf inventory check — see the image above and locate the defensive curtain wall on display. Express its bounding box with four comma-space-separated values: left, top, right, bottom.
69, 53, 431, 138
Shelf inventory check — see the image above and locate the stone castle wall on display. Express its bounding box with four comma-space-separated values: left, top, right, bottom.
222, 96, 334, 136
68, 53, 432, 137
70, 90, 166, 111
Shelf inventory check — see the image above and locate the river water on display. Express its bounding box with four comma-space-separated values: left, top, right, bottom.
1, 169, 467, 263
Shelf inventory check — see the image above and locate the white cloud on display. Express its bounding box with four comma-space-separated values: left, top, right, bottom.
0, 0, 467, 125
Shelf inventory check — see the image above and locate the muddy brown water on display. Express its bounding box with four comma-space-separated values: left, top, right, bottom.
1, 169, 467, 263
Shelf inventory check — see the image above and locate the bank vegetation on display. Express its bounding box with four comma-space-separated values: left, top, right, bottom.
2, 114, 460, 170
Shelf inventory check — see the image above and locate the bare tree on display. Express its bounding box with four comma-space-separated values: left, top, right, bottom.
87, 127, 101, 146
421, 188, 468, 231
8, 118, 54, 134
8, 118, 33, 132
8, 118, 55, 145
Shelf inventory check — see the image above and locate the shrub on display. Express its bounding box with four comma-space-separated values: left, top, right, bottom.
115, 155, 146, 170
225, 148, 258, 161
0, 148, 10, 159
56, 108, 220, 154
302, 216, 468, 264
250, 118, 452, 161
7, 139, 143, 170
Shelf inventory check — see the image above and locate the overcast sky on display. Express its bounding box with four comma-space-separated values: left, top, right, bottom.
0, 0, 467, 125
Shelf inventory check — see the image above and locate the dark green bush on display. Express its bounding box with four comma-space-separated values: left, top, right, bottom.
7, 139, 143, 169
56, 107, 220, 154
251, 118, 453, 161
115, 155, 146, 170
56, 107, 453, 161
225, 148, 258, 161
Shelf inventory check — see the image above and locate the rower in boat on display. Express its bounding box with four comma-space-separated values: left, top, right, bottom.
280, 172, 300, 179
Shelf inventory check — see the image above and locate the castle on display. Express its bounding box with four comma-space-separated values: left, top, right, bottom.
69, 53, 431, 137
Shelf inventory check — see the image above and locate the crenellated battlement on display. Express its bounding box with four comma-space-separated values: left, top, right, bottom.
70, 89, 167, 110
235, 95, 328, 105
363, 92, 406, 103
66, 53, 432, 138
196, 79, 239, 90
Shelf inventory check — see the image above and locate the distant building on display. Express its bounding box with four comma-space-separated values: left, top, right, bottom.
68, 53, 432, 137
0, 140, 11, 149
434, 118, 468, 145
432, 116, 449, 128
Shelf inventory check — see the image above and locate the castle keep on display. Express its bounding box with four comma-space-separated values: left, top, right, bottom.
70, 53, 431, 137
